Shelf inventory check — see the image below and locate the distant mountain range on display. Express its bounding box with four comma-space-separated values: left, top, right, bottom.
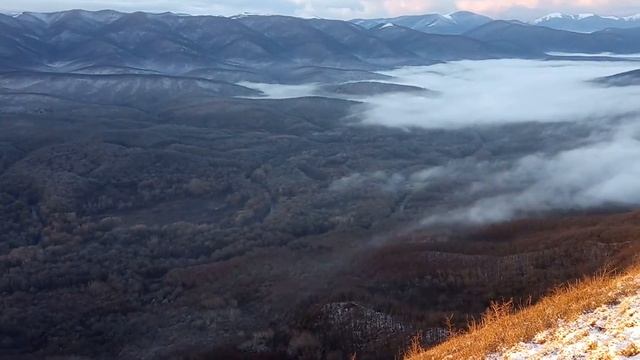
532, 13, 640, 33
0, 10, 505, 72
351, 11, 493, 35
352, 11, 640, 34
1, 9, 640, 76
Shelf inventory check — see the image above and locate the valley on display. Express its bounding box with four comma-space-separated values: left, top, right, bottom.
2, 8, 640, 360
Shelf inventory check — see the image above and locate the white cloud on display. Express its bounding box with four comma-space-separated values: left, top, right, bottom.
321, 59, 640, 225
360, 59, 640, 129
457, 0, 640, 18
330, 171, 409, 192
238, 82, 320, 99
422, 123, 640, 224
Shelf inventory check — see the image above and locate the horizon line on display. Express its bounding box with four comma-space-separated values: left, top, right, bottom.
2, 8, 640, 22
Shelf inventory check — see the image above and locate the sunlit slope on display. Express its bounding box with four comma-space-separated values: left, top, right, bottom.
405, 266, 640, 360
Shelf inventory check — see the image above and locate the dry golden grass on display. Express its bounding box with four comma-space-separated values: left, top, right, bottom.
404, 266, 640, 360
619, 343, 640, 357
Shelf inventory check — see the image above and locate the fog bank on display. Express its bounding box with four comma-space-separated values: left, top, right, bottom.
421, 122, 640, 224
364, 59, 640, 129
353, 60, 640, 224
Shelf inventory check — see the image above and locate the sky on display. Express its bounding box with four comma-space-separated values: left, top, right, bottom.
1, 0, 640, 20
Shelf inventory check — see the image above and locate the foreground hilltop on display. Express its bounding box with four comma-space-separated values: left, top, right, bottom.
406, 266, 640, 359
490, 287, 640, 359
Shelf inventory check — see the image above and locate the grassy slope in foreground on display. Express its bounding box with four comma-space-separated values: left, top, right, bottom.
405, 265, 640, 360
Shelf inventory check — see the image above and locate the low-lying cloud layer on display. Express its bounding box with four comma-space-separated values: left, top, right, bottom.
421, 123, 640, 224
238, 82, 319, 99
322, 59, 640, 224
365, 59, 640, 129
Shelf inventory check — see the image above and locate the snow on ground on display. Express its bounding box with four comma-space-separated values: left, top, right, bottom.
490, 281, 640, 359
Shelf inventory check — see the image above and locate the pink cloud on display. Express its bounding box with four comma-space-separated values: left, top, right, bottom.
455, 0, 639, 16
287, 0, 640, 19
455, 0, 538, 14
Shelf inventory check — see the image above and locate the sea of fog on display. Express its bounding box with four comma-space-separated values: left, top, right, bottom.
244, 59, 640, 224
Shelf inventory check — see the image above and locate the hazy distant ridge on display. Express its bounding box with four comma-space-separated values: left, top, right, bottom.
3, 9, 640, 74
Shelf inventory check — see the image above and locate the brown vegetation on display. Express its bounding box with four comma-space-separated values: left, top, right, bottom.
404, 264, 640, 360
2, 91, 640, 359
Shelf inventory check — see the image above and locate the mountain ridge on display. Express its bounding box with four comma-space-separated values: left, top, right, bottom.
533, 12, 640, 33
351, 11, 493, 35
2, 9, 640, 78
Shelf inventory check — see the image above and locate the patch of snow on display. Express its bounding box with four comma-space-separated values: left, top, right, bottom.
624, 14, 640, 21
533, 13, 612, 23
489, 280, 640, 359
381, 22, 394, 29
433, 16, 454, 25
231, 12, 254, 19
577, 13, 596, 20
534, 13, 566, 23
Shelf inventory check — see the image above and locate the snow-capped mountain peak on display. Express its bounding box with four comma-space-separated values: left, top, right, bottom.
533, 12, 566, 23
533, 13, 599, 23
532, 12, 640, 33
350, 10, 492, 35
577, 13, 595, 19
